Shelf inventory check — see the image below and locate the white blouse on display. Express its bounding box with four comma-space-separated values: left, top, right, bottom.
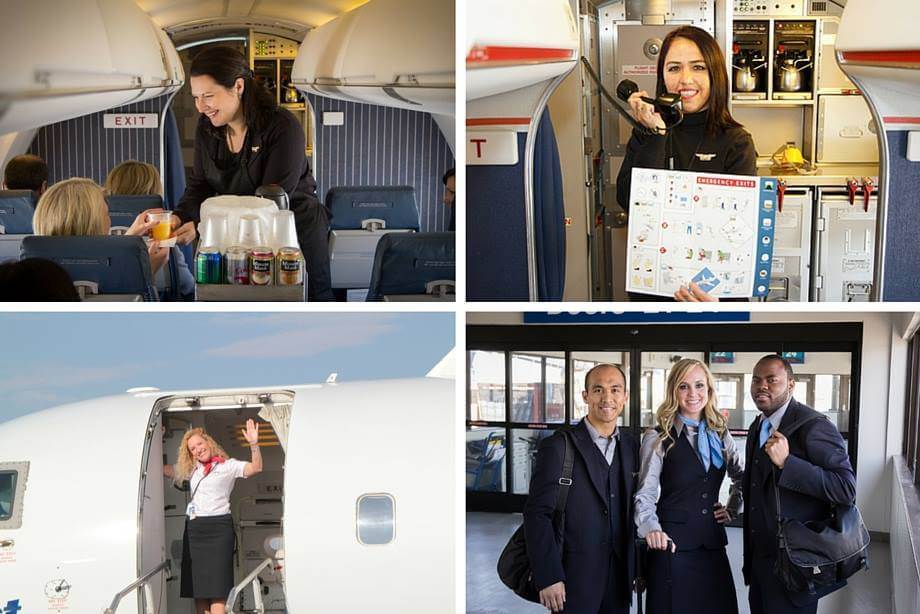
187, 458, 248, 517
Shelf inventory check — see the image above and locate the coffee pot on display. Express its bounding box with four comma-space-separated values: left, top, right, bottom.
732, 54, 767, 92
775, 47, 813, 92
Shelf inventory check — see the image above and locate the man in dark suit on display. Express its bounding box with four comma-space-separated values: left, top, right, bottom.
524, 364, 638, 613
742, 354, 856, 614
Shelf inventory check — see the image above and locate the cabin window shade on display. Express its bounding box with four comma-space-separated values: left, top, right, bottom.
0, 462, 29, 530
356, 493, 395, 545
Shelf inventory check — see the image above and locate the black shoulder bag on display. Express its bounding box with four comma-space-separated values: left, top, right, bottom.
771, 415, 870, 595
496, 429, 574, 603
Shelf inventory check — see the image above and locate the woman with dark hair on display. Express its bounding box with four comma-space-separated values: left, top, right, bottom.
170, 45, 333, 300
616, 26, 757, 301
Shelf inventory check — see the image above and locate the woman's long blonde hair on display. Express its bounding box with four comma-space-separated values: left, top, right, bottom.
33, 178, 108, 236
174, 427, 229, 485
655, 358, 727, 454
104, 160, 162, 196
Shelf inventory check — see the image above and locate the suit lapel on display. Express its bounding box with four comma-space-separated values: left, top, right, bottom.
572, 420, 609, 506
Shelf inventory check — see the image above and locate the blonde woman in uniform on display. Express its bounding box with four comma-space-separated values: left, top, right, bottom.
172, 419, 262, 614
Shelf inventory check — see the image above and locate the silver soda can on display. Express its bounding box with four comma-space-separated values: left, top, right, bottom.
277, 247, 304, 285
226, 246, 250, 285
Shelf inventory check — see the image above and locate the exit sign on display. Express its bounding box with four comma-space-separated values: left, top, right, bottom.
103, 113, 159, 129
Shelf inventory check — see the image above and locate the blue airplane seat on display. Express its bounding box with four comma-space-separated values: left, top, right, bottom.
104, 194, 163, 234
326, 186, 420, 291
0, 190, 36, 263
21, 235, 158, 301
365, 232, 454, 301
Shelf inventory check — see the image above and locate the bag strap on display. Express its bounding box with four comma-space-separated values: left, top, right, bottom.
769, 413, 823, 520
552, 429, 575, 521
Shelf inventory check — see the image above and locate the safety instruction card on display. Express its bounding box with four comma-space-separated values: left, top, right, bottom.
626, 168, 777, 298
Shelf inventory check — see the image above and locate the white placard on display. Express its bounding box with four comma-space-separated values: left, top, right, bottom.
626, 168, 776, 298
103, 113, 158, 129
323, 112, 344, 126
466, 131, 519, 166
622, 64, 656, 76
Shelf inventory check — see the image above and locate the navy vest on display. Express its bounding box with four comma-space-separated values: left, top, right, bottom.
588, 440, 627, 559
657, 428, 727, 551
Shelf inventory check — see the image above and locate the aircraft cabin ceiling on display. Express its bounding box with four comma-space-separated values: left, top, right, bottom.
137, 0, 370, 42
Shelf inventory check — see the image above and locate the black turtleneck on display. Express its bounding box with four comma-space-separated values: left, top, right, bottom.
615, 111, 757, 213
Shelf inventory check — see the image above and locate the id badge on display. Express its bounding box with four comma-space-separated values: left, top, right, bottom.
186, 502, 197, 519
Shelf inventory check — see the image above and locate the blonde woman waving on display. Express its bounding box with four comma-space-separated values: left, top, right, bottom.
172, 419, 262, 614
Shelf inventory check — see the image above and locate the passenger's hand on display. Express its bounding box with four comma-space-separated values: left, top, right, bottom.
147, 240, 168, 275
764, 431, 790, 469
125, 208, 164, 237
645, 530, 676, 552
172, 220, 197, 245
713, 502, 732, 524
539, 581, 566, 612
674, 282, 719, 302
242, 419, 259, 445
163, 464, 175, 479
628, 91, 666, 133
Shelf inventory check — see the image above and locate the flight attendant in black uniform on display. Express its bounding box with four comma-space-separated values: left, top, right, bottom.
635, 358, 745, 613
617, 26, 757, 302
171, 46, 333, 300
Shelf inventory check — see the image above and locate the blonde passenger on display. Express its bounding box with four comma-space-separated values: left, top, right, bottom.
104, 160, 162, 196
103, 161, 195, 298
33, 177, 167, 274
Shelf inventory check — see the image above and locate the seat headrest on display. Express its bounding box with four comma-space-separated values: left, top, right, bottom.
20, 235, 156, 300
105, 194, 164, 224
0, 190, 36, 234
326, 186, 420, 231
366, 232, 454, 300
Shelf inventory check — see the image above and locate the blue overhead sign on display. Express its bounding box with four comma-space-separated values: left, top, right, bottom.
522, 312, 752, 324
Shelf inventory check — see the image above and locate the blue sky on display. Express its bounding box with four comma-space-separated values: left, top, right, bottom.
0, 312, 454, 423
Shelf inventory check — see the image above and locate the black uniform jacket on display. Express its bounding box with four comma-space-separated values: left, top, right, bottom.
616, 110, 757, 213
742, 398, 856, 606
523, 420, 639, 612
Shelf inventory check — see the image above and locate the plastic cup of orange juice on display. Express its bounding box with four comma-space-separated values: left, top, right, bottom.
148, 212, 173, 241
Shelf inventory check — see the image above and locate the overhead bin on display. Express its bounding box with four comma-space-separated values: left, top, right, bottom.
291, 0, 454, 116
0, 0, 184, 135
466, 0, 579, 101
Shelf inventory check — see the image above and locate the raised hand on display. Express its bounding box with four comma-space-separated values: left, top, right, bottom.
242, 419, 260, 445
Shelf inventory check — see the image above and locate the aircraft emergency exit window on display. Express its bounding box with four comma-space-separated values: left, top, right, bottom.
0, 471, 16, 521
356, 493, 395, 545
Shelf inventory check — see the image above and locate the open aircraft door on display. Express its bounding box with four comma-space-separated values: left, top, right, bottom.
282, 377, 455, 612
0, 390, 166, 613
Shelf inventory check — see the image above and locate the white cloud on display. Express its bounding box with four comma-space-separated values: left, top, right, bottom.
0, 365, 146, 393
205, 313, 401, 329
202, 320, 398, 358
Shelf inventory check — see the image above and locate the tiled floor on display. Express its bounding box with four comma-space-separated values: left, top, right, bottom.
467, 512, 891, 614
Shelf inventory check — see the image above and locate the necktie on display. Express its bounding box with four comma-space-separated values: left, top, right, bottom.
759, 418, 774, 448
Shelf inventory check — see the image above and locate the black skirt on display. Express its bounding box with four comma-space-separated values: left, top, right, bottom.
645, 546, 739, 614
180, 514, 236, 599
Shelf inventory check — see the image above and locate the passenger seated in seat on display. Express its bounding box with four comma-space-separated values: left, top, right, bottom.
33, 178, 168, 276
442, 168, 455, 231
105, 161, 195, 298
2, 154, 49, 197
0, 257, 80, 301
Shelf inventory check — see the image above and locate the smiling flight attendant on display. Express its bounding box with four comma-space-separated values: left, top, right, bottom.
171, 45, 333, 300
617, 26, 757, 301
173, 420, 262, 614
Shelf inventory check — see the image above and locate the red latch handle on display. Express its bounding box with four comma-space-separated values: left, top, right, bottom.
846, 177, 859, 206
861, 177, 874, 213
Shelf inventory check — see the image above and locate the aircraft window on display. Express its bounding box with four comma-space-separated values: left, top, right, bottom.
0, 472, 15, 521
0, 462, 28, 529
356, 494, 395, 545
